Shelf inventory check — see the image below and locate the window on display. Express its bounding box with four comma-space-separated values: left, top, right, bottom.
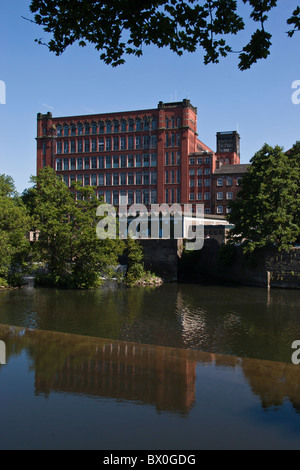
113, 173, 119, 186
120, 155, 126, 168
120, 173, 126, 185
165, 171, 169, 184
217, 206, 223, 214
105, 191, 111, 204
98, 174, 104, 186
113, 191, 119, 205
42, 142, 46, 156
217, 178, 223, 186
106, 121, 111, 133
143, 135, 150, 149
92, 122, 97, 135
57, 126, 62, 137
135, 136, 141, 149
63, 175, 69, 186
78, 124, 83, 135
143, 171, 149, 185
189, 180, 195, 187
189, 158, 195, 165
91, 139, 97, 151
84, 175, 90, 186
91, 156, 97, 169
91, 174, 97, 186
176, 133, 180, 146
151, 119, 157, 130
165, 152, 169, 166
77, 157, 83, 170
128, 172, 134, 185
189, 169, 195, 176
71, 125, 76, 136
204, 192, 210, 200
217, 192, 223, 200
113, 121, 119, 133
98, 137, 104, 151
197, 179, 202, 187
63, 158, 69, 170
77, 140, 83, 152
70, 158, 76, 170
204, 179, 210, 187
128, 190, 134, 205
226, 177, 233, 186
105, 156, 111, 168
128, 154, 134, 167
177, 170, 180, 184
135, 172, 141, 185
98, 156, 104, 169
113, 137, 119, 151
197, 193, 203, 201
226, 207, 231, 214
204, 156, 211, 164
105, 173, 111, 186
120, 136, 126, 150
84, 123, 90, 135
165, 189, 169, 203
136, 189, 142, 204
105, 137, 111, 151
151, 171, 157, 185
135, 154, 141, 167
84, 157, 90, 169
84, 139, 90, 152
150, 135, 157, 148
237, 177, 242, 186
70, 140, 76, 153
77, 175, 83, 185
204, 168, 210, 175
113, 155, 119, 168
143, 154, 149, 167
64, 141, 69, 154
197, 157, 203, 165
121, 120, 127, 132
226, 191, 233, 200
99, 121, 104, 134
144, 118, 149, 131
189, 193, 195, 200
128, 136, 134, 150
136, 119, 142, 131
197, 168, 202, 176
56, 158, 62, 171
128, 119, 134, 131
151, 153, 157, 167
143, 189, 149, 205
63, 125, 69, 136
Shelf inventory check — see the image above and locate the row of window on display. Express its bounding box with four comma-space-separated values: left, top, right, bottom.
217, 206, 231, 214
55, 135, 160, 154
189, 168, 210, 176
97, 189, 157, 205
189, 192, 211, 201
61, 171, 157, 187
217, 177, 242, 186
56, 154, 157, 171
190, 156, 211, 165
216, 192, 233, 200
189, 179, 210, 187
165, 170, 180, 184
55, 116, 182, 137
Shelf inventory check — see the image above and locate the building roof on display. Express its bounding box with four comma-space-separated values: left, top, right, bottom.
213, 164, 250, 175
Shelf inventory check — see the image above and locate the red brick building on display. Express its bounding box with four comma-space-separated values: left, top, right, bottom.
211, 164, 250, 215
36, 100, 243, 214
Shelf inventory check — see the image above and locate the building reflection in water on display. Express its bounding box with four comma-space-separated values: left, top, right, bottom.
1, 323, 300, 415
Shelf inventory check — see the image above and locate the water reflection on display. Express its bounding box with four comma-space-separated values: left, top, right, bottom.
1, 283, 300, 363
1, 323, 300, 415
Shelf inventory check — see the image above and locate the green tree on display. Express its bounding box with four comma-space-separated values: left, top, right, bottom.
227, 143, 300, 253
27, 0, 300, 70
0, 175, 31, 286
124, 237, 145, 287
26, 167, 125, 288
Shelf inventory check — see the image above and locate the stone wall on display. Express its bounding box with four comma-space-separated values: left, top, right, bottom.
139, 239, 183, 282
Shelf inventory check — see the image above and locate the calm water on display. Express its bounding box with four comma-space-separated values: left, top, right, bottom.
1, 282, 300, 449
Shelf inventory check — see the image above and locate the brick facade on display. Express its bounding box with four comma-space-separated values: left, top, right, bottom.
36, 100, 245, 214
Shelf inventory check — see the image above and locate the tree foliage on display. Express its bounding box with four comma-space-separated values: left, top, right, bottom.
227, 143, 300, 253
27, 0, 300, 70
0, 175, 31, 286
25, 167, 125, 288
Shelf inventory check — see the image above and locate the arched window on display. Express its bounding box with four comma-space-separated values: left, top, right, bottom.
78, 123, 83, 135
63, 124, 69, 136
113, 120, 119, 133
128, 119, 134, 131
106, 120, 112, 133
92, 122, 97, 134
99, 121, 104, 133
136, 118, 142, 131
71, 124, 76, 136
121, 120, 127, 132
151, 118, 157, 130
84, 123, 90, 135
57, 125, 62, 137
143, 117, 150, 131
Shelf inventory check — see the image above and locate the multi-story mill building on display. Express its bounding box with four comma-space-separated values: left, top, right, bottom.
36, 99, 242, 213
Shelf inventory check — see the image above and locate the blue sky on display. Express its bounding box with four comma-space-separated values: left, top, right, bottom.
1, 0, 300, 194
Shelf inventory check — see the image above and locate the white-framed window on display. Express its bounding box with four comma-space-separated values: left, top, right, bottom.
226, 177, 233, 186
217, 178, 223, 186
226, 191, 233, 200
204, 192, 210, 200
217, 206, 223, 214
217, 192, 223, 200
204, 168, 210, 175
